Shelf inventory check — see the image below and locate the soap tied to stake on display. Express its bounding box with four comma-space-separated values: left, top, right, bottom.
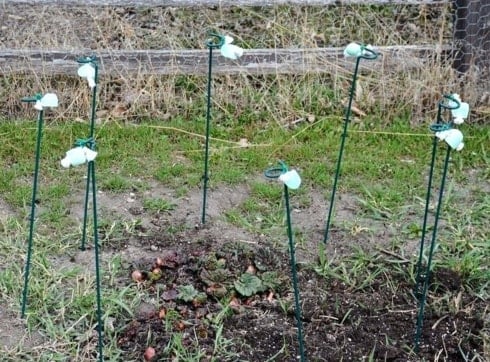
279, 170, 302, 190
220, 35, 244, 60
435, 129, 464, 151
61, 146, 98, 168
343, 42, 375, 58
448, 93, 470, 125
34, 93, 59, 110
78, 63, 96, 89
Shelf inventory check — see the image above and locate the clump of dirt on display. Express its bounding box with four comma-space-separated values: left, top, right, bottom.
114, 224, 485, 361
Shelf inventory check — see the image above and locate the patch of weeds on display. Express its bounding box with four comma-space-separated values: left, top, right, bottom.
154, 162, 200, 189
356, 187, 394, 220
142, 197, 175, 214
223, 208, 254, 230
99, 174, 133, 192
210, 324, 241, 361
224, 192, 285, 236
5, 184, 31, 208
39, 198, 70, 225
429, 189, 490, 297
292, 227, 308, 249
440, 240, 489, 296
43, 183, 71, 199
341, 218, 372, 237
0, 264, 22, 299
211, 159, 248, 184
314, 244, 388, 291
402, 222, 424, 239
250, 181, 283, 201
98, 219, 142, 248
163, 332, 206, 361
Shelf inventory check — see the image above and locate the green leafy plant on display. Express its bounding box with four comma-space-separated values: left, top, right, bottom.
177, 284, 199, 302
234, 273, 265, 297
261, 271, 282, 291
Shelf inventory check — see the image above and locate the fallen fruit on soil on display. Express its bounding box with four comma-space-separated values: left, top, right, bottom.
150, 267, 162, 281
246, 264, 257, 274
143, 346, 156, 361
158, 308, 166, 319
131, 270, 143, 283
155, 257, 164, 267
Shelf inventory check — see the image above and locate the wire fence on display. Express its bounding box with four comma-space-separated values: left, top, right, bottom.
453, 0, 490, 97
0, 0, 488, 120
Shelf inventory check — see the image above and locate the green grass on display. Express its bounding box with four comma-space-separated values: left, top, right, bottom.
142, 197, 175, 214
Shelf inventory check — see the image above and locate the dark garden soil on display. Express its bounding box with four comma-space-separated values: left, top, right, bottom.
113, 219, 485, 362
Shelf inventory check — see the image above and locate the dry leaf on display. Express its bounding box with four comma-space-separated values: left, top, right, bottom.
238, 138, 249, 147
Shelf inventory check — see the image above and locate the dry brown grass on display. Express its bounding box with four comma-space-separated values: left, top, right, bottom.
0, 3, 486, 123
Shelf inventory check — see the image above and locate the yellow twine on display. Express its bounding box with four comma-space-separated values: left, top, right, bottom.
349, 129, 474, 138
350, 130, 430, 137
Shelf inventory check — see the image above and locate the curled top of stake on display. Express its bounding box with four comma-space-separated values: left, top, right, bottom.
77, 55, 97, 65
205, 32, 226, 49
205, 32, 244, 59
21, 93, 42, 103
430, 123, 452, 133
74, 137, 96, 150
265, 161, 301, 190
439, 94, 461, 110
264, 161, 288, 180
21, 93, 58, 110
430, 93, 469, 132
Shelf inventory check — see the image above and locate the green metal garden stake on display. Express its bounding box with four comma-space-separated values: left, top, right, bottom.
90, 153, 104, 362
323, 43, 378, 243
201, 35, 221, 224
20, 93, 59, 318
413, 95, 467, 352
414, 145, 452, 352
61, 139, 103, 361
413, 95, 459, 299
265, 162, 306, 362
77, 56, 98, 250
201, 33, 243, 224
75, 56, 104, 361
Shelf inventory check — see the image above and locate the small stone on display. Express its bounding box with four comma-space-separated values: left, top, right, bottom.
150, 245, 158, 251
